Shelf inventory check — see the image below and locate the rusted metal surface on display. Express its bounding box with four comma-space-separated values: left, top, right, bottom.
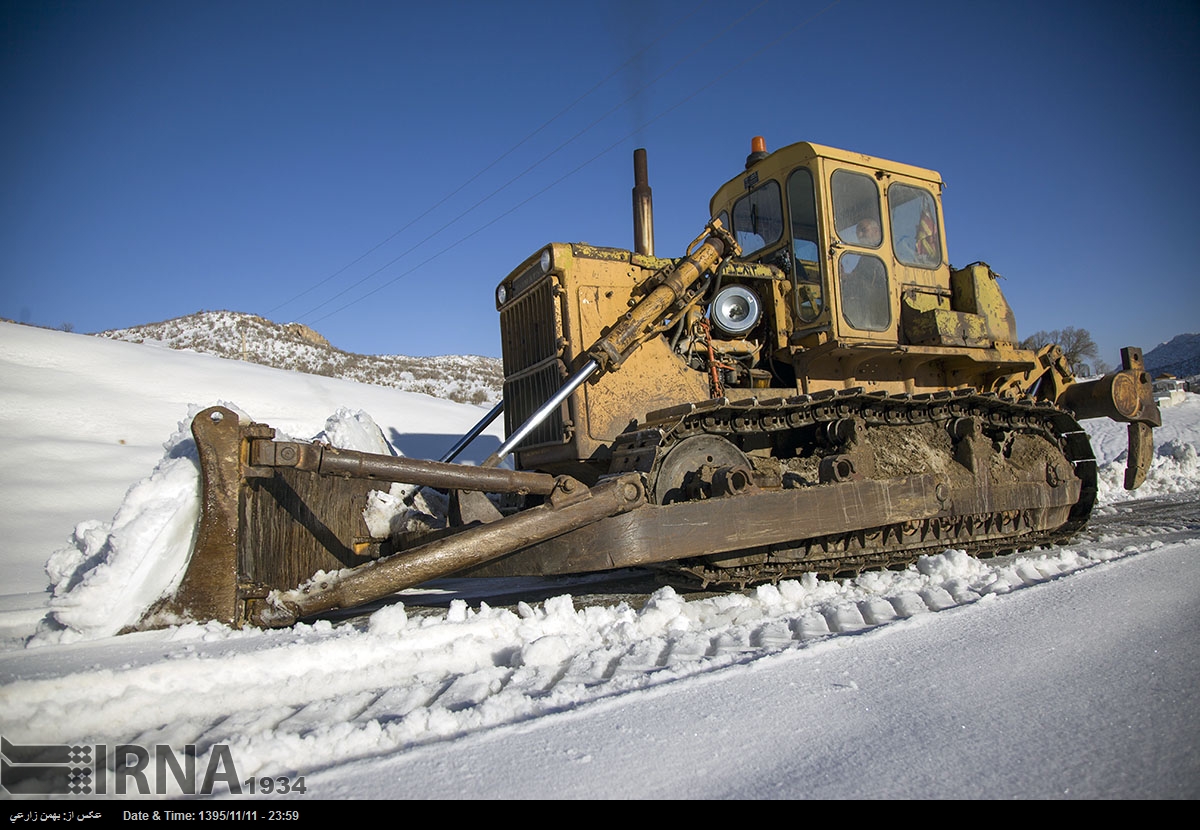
142, 406, 256, 626
251, 438, 564, 495
465, 389, 1096, 586
144, 406, 596, 629
239, 466, 382, 585
1126, 422, 1154, 490
461, 473, 1080, 579
250, 474, 647, 627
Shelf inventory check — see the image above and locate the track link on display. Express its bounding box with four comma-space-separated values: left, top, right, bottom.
610, 387, 1097, 588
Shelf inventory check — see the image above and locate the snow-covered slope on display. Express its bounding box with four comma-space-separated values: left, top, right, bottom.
0, 321, 504, 603
1144, 331, 1200, 379
96, 310, 503, 405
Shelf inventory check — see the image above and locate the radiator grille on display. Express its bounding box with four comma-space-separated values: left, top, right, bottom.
499, 275, 568, 449
503, 359, 569, 449
500, 276, 559, 376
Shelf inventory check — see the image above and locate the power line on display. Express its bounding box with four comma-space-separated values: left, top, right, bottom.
294, 0, 773, 323
307, 0, 846, 326
266, 0, 717, 319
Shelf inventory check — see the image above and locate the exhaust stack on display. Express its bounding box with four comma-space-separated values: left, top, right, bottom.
633, 148, 654, 256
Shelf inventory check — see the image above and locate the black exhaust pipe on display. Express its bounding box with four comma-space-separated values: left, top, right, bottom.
633, 148, 654, 256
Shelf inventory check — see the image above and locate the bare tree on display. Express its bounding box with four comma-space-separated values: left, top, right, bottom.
1019, 327, 1099, 376
1019, 329, 1054, 351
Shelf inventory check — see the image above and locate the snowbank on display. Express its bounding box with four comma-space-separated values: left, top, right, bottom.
1085, 392, 1200, 503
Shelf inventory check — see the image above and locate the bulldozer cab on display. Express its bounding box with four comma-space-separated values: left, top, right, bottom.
709, 140, 948, 349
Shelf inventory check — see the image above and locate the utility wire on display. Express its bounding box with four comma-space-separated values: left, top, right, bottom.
266, 0, 716, 318
307, 0, 845, 327
294, 0, 772, 323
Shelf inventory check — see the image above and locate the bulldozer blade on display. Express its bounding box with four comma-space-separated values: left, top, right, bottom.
146, 407, 251, 627
143, 406, 633, 629
141, 405, 374, 628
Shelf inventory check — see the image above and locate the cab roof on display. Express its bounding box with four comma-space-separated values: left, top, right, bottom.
709, 140, 945, 216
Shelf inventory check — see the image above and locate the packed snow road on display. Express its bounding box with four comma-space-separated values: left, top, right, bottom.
1088, 490, 1200, 545
310, 536, 1200, 801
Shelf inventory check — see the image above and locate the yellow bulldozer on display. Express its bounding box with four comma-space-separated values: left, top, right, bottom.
153, 138, 1160, 629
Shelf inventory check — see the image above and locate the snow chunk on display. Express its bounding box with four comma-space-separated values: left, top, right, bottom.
316, 407, 396, 456
362, 483, 447, 539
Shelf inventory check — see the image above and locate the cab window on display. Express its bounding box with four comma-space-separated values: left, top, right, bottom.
731, 181, 783, 256
786, 167, 820, 264
838, 253, 890, 331
832, 170, 882, 248
888, 183, 942, 268
787, 167, 823, 322
833, 170, 890, 332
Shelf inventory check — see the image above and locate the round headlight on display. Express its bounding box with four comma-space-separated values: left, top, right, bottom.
539, 248, 552, 274
496, 284, 508, 306
710, 285, 762, 335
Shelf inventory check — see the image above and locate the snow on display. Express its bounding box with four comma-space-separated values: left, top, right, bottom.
1086, 392, 1200, 504
97, 310, 504, 407
1, 320, 1198, 800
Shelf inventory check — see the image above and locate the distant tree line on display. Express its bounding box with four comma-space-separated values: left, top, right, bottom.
1019, 326, 1109, 376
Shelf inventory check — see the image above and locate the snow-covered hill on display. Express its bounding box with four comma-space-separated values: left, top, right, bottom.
1144, 331, 1200, 380
97, 310, 503, 405
1, 321, 1198, 800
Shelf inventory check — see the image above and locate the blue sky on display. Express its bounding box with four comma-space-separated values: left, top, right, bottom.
3, 0, 1198, 367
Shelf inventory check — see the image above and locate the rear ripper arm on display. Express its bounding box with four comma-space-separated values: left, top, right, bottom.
1021, 345, 1161, 489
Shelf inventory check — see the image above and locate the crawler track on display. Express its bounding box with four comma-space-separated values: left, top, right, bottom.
610, 387, 1098, 588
